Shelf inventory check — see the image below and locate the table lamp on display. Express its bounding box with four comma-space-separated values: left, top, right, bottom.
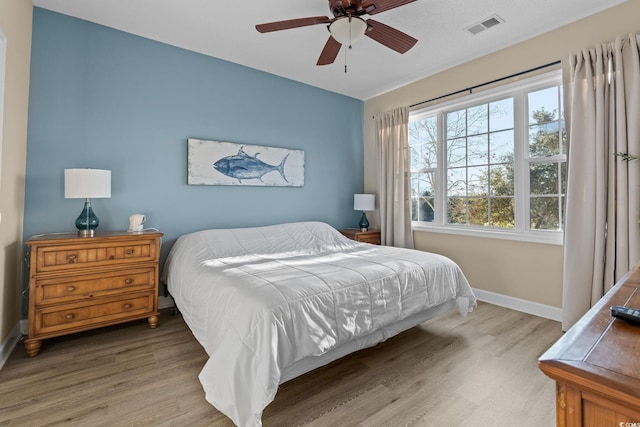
354, 194, 375, 231
64, 168, 111, 237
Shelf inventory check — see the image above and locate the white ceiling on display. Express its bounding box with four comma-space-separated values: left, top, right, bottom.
32, 0, 627, 100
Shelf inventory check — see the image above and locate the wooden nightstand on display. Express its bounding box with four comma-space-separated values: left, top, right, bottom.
340, 228, 381, 245
24, 230, 163, 356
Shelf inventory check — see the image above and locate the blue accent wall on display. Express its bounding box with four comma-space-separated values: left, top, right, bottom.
25, 9, 364, 272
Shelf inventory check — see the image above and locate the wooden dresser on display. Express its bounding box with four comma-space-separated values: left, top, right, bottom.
24, 230, 163, 357
538, 264, 640, 426
340, 228, 381, 245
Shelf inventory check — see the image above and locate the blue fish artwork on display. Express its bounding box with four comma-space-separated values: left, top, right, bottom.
213, 147, 289, 183
187, 139, 304, 187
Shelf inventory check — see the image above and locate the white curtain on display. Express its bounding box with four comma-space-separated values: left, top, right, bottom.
562, 34, 640, 330
375, 106, 414, 249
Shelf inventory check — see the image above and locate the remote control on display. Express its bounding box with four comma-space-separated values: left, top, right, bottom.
610, 305, 640, 325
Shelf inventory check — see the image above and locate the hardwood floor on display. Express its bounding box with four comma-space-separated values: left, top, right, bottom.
0, 302, 562, 426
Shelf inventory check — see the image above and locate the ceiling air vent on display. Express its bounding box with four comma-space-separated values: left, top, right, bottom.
465, 14, 504, 36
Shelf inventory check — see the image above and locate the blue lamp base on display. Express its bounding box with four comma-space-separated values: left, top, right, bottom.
359, 211, 370, 231
75, 200, 99, 237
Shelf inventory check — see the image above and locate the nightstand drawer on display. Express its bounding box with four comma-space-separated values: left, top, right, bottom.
356, 234, 381, 244
340, 229, 381, 245
33, 268, 156, 306
34, 292, 155, 335
34, 238, 158, 273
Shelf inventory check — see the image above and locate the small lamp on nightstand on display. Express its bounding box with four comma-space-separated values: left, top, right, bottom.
354, 194, 375, 231
64, 168, 111, 237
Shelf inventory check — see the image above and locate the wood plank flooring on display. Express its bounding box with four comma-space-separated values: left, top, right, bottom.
0, 302, 563, 426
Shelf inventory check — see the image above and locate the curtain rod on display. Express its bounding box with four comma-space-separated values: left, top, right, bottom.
409, 60, 561, 109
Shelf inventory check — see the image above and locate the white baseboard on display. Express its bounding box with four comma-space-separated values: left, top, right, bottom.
472, 288, 562, 322
0, 321, 22, 371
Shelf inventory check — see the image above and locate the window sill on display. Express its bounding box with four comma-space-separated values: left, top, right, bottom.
411, 223, 563, 246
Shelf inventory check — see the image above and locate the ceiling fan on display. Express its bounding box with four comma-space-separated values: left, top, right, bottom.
255, 0, 418, 66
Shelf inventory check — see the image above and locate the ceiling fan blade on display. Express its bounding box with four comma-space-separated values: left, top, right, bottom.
362, 0, 417, 15
365, 19, 417, 54
256, 16, 331, 33
317, 36, 342, 65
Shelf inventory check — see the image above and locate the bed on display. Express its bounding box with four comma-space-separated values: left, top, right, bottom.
163, 221, 476, 427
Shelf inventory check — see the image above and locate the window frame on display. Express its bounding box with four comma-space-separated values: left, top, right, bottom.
409, 70, 564, 245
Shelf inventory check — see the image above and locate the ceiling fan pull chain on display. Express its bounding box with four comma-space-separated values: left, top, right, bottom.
345, 15, 353, 73
344, 48, 348, 73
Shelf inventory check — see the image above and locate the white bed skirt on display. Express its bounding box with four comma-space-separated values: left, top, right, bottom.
279, 299, 457, 383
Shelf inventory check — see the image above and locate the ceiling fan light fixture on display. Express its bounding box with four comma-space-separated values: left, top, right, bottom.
328, 16, 367, 45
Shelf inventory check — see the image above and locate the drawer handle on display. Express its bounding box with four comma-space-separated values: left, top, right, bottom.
125, 278, 133, 284
67, 286, 76, 292
65, 313, 75, 320
67, 255, 76, 263
125, 249, 134, 255
109, 255, 115, 260
124, 303, 132, 309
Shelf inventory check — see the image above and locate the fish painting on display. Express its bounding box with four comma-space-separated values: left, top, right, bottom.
213, 147, 289, 183
187, 139, 304, 187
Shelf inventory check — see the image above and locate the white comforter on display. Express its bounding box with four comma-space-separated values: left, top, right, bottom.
164, 222, 475, 427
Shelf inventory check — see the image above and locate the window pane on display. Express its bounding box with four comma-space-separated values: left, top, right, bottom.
467, 166, 488, 197
448, 197, 466, 224
416, 196, 435, 222
529, 123, 560, 157
489, 98, 514, 132
411, 172, 434, 196
467, 105, 488, 136
490, 197, 515, 228
530, 196, 560, 230
448, 137, 466, 167
467, 135, 488, 166
409, 116, 437, 170
468, 198, 488, 226
447, 168, 466, 196
411, 172, 435, 222
530, 162, 559, 195
447, 109, 466, 139
529, 87, 559, 122
490, 165, 513, 196
489, 130, 513, 163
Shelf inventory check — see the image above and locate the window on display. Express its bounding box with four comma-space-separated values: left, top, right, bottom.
409, 70, 565, 244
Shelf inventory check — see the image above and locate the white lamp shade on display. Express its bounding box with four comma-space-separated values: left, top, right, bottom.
64, 169, 111, 199
354, 194, 375, 211
329, 17, 367, 45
